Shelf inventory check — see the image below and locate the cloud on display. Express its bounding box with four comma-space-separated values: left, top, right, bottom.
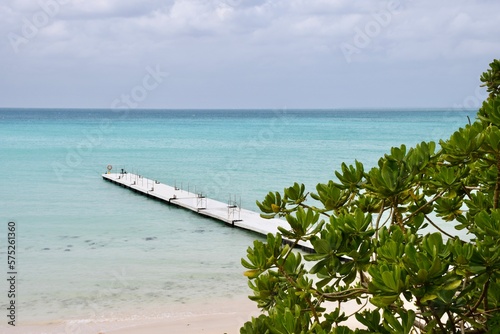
5, 0, 498, 60
335, 0, 500, 63
1, 0, 499, 108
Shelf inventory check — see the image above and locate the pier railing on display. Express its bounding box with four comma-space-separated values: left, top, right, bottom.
102, 168, 313, 252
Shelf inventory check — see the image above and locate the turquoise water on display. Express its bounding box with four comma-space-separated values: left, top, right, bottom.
0, 108, 475, 325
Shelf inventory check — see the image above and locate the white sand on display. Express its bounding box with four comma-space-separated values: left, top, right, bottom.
2, 296, 373, 334
106, 297, 261, 334
2, 297, 260, 334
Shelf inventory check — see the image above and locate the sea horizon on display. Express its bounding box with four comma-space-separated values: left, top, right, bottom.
0, 106, 477, 111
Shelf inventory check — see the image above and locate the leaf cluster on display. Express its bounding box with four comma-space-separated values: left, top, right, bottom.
241, 59, 500, 334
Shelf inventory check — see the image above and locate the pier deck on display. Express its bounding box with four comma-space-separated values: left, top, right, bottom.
102, 172, 313, 251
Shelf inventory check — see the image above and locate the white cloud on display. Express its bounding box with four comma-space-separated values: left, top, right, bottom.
1, 0, 499, 108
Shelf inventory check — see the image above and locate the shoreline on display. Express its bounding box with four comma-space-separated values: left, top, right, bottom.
2, 296, 260, 334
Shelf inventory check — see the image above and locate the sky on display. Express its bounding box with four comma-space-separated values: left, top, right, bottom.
1, 0, 499, 109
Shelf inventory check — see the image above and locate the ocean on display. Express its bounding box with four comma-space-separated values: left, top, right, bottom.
0, 108, 475, 329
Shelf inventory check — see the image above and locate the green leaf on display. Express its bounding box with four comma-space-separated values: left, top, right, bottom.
443, 279, 462, 291
244, 269, 262, 278
421, 293, 438, 303
370, 295, 399, 308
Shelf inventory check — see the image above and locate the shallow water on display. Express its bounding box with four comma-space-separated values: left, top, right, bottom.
0, 108, 474, 324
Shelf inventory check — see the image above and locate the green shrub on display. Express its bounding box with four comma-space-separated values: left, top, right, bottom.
241, 59, 500, 334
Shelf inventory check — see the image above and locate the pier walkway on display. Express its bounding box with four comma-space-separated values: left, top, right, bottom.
102, 171, 313, 251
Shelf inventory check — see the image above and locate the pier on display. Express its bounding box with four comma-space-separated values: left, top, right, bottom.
102, 170, 313, 251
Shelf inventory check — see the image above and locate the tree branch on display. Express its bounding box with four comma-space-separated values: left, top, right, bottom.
299, 203, 331, 218
466, 277, 490, 316
423, 214, 456, 239
404, 190, 446, 223
375, 199, 386, 238
494, 155, 500, 209
275, 244, 321, 324
322, 288, 369, 301
431, 307, 448, 333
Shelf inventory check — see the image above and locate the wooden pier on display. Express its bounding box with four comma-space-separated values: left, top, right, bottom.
102, 171, 313, 251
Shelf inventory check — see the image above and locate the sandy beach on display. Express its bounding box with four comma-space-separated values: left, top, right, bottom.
107, 297, 260, 334
3, 297, 260, 334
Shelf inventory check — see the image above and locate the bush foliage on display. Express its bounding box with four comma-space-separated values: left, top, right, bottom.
241, 59, 500, 334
